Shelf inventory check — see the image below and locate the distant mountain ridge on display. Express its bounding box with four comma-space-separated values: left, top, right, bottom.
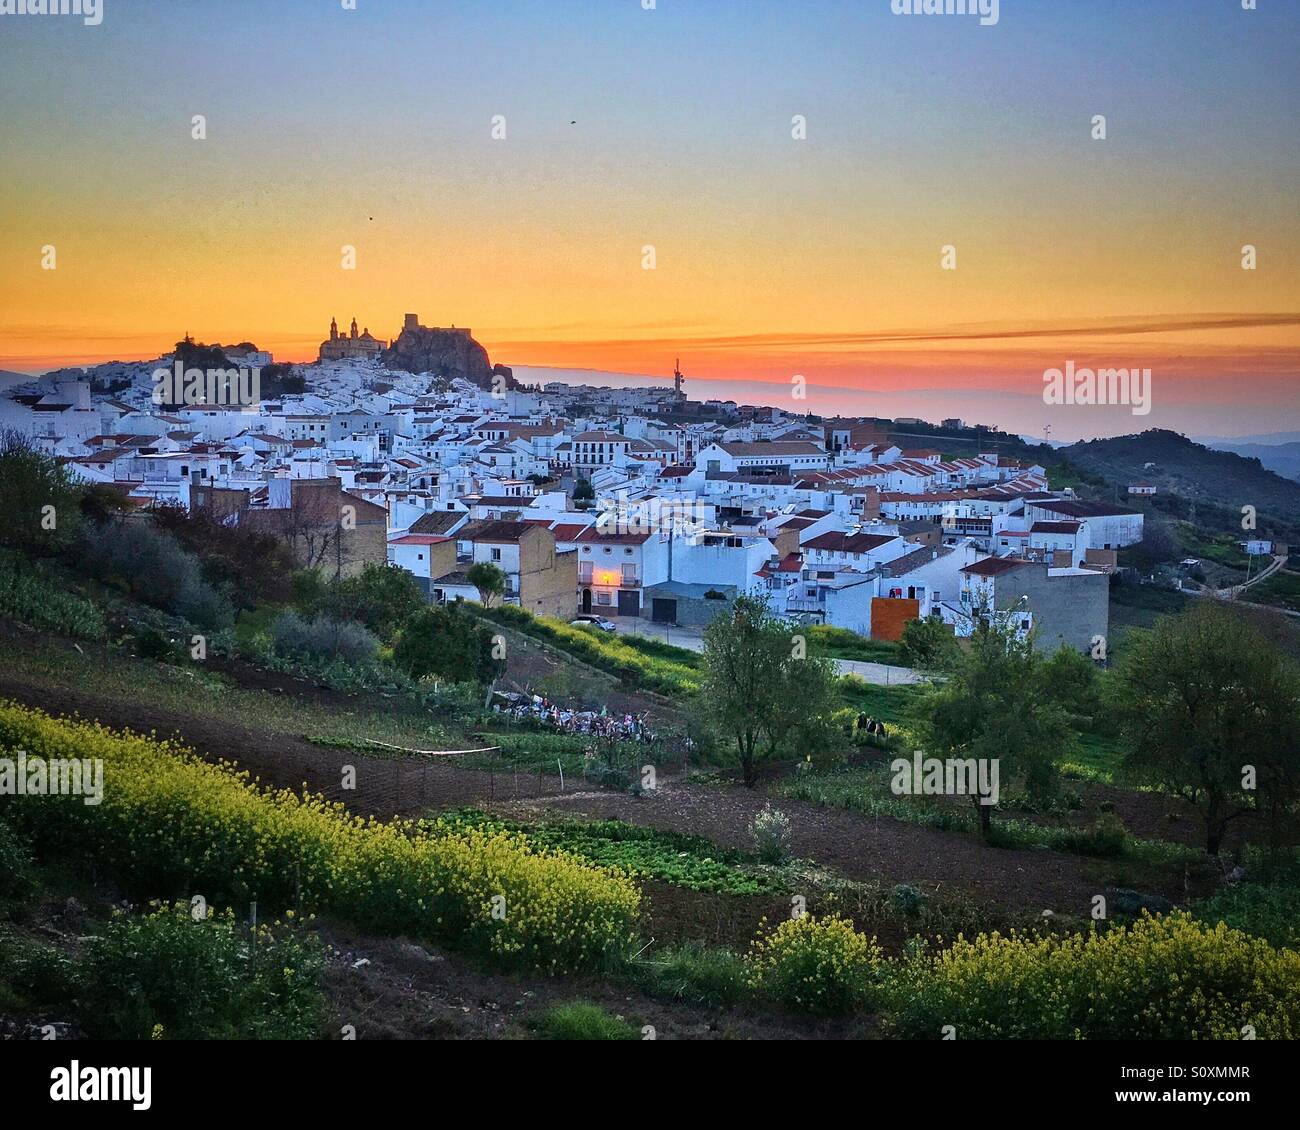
1196, 437, 1300, 483
1061, 429, 1300, 520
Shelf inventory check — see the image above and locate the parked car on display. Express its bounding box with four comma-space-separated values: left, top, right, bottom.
570, 614, 618, 633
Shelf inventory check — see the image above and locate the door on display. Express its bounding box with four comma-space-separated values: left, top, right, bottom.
652, 598, 677, 624
581, 588, 592, 613
617, 589, 640, 618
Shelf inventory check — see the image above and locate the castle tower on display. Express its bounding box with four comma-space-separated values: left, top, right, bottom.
330, 317, 338, 342
404, 313, 419, 332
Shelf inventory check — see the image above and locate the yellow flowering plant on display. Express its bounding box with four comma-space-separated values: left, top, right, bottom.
0, 701, 640, 974
745, 913, 886, 1014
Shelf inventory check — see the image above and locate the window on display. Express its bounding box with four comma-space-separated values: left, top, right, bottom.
491, 548, 501, 562
597, 591, 612, 606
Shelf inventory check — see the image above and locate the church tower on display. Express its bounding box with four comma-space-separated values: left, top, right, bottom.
350, 317, 359, 339
330, 317, 338, 342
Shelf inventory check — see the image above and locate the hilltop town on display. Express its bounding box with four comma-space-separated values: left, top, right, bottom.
0, 312, 1161, 654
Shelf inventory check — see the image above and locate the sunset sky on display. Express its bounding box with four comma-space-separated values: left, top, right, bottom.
1, 0, 1297, 439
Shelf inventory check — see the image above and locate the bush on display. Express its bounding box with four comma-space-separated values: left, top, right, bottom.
0, 702, 641, 973
269, 610, 378, 665
745, 914, 885, 1014
1079, 811, 1128, 857
890, 883, 926, 917
394, 603, 502, 684
750, 804, 793, 864
81, 517, 232, 630
310, 563, 426, 641
887, 912, 1300, 1039
1195, 882, 1300, 950
150, 503, 298, 608
0, 821, 35, 899
632, 941, 746, 1008
134, 627, 176, 661
80, 904, 325, 1040
0, 430, 84, 556
2, 935, 79, 1007
0, 552, 105, 640
532, 1000, 639, 1041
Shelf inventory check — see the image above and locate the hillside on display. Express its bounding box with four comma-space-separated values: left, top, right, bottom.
1061, 429, 1300, 534
381, 322, 517, 391
1203, 440, 1300, 484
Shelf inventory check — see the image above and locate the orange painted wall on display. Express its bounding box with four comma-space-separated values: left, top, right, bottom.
871, 598, 921, 642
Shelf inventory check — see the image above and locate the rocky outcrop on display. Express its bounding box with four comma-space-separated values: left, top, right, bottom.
381, 323, 516, 390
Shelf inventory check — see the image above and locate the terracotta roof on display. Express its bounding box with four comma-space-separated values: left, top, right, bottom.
574, 526, 653, 546
804, 531, 897, 554
961, 557, 1031, 577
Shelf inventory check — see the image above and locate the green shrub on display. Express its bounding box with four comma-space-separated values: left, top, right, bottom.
1195, 883, 1300, 950
134, 627, 176, 661
310, 563, 426, 641
270, 610, 379, 665
632, 941, 747, 1008
2, 934, 80, 1007
750, 804, 793, 864
0, 821, 35, 899
746, 914, 885, 1014
887, 912, 1300, 1039
0, 552, 105, 640
394, 603, 502, 684
80, 903, 325, 1040
81, 517, 232, 630
533, 1000, 640, 1041
889, 883, 926, 917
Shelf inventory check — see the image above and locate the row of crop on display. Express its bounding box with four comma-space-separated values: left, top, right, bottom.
0, 701, 639, 972
717, 911, 1300, 1037
479, 605, 701, 696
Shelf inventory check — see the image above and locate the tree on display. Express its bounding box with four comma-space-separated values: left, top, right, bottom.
701, 595, 839, 787
899, 616, 960, 672
314, 562, 425, 640
1110, 601, 1300, 856
465, 561, 508, 608
0, 429, 84, 557
572, 478, 595, 509
151, 501, 298, 607
909, 622, 1073, 839
1039, 643, 1104, 726
394, 603, 503, 684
